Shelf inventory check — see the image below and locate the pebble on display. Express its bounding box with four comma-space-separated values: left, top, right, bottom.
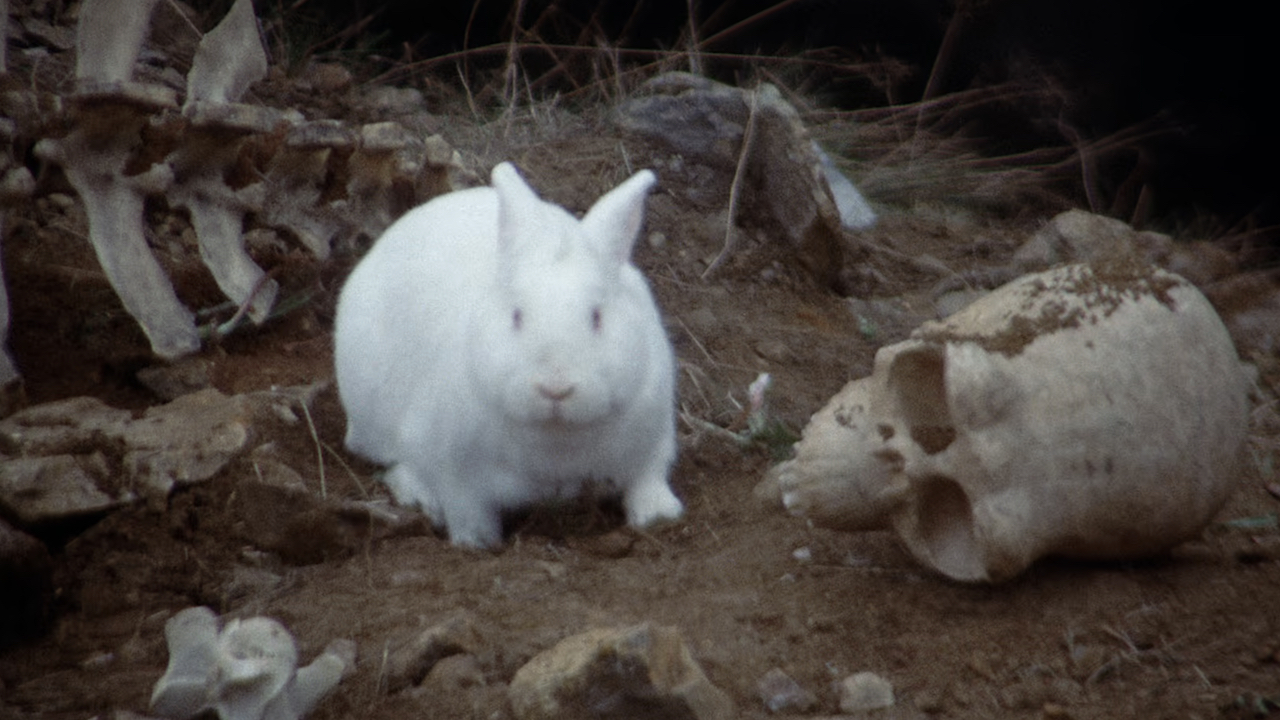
837, 671, 895, 713
756, 667, 818, 713
508, 622, 734, 720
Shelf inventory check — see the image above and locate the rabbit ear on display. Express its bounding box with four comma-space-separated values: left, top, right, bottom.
492, 162, 546, 259
580, 170, 657, 265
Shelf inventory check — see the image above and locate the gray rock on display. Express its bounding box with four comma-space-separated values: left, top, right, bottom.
837, 671, 895, 713
1013, 209, 1136, 271
615, 73, 864, 286
508, 622, 734, 720
0, 453, 125, 525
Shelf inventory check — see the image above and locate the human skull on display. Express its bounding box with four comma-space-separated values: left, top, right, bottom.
774, 261, 1249, 582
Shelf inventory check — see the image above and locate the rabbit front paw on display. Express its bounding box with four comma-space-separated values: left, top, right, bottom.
624, 476, 684, 529
383, 464, 444, 526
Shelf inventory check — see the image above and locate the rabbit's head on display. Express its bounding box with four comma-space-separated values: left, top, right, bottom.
468, 163, 665, 429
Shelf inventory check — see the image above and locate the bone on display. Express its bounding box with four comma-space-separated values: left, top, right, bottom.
774, 262, 1250, 582
260, 120, 355, 259
150, 606, 354, 720
33, 0, 202, 358
168, 0, 280, 324
75, 0, 162, 86
344, 122, 420, 242
34, 95, 201, 359
166, 108, 280, 324
185, 0, 267, 107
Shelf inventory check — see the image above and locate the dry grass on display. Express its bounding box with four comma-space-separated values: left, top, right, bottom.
273, 1, 1173, 228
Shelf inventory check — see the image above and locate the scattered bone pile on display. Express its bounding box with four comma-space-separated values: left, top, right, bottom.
0, 0, 464, 377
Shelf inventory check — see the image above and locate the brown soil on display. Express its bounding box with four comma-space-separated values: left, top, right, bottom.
3, 33, 1280, 720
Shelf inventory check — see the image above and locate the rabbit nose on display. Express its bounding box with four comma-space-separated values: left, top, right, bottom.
537, 383, 575, 402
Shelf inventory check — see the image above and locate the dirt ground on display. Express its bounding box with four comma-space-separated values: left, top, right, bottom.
3, 11, 1280, 720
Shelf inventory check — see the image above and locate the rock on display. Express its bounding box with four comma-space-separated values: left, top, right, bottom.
0, 395, 132, 456
0, 453, 125, 526
756, 667, 818, 713
363, 85, 429, 116
615, 73, 866, 287
837, 671, 895, 713
385, 614, 482, 693
0, 517, 53, 648
423, 654, 486, 693
1204, 270, 1280, 358
845, 296, 928, 342
0, 385, 329, 534
298, 62, 353, 94
121, 388, 253, 500
1013, 209, 1238, 289
136, 357, 213, 401
1012, 209, 1136, 271
508, 622, 734, 720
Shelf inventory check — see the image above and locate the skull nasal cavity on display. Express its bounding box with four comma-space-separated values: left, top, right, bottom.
889, 345, 956, 455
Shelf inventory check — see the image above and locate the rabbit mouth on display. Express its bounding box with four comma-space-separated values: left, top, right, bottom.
538, 404, 587, 426
531, 398, 606, 428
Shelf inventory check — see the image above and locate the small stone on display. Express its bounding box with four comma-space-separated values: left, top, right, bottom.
756, 667, 817, 713
385, 614, 481, 693
508, 622, 734, 720
837, 671, 895, 713
423, 654, 486, 692
1042, 702, 1072, 718
363, 85, 428, 116
573, 529, 637, 559
300, 62, 353, 93
136, 358, 212, 401
754, 339, 793, 364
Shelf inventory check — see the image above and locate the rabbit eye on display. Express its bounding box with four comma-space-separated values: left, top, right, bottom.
512, 308, 523, 331
590, 307, 602, 333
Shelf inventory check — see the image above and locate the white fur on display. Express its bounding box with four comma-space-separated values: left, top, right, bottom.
334, 162, 683, 547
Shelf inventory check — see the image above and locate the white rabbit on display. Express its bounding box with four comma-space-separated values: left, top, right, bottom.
333, 162, 683, 547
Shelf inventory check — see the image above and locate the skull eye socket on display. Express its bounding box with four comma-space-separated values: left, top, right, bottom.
512, 308, 523, 331
590, 307, 602, 333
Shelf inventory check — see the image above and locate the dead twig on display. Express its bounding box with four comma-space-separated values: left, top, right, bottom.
702, 86, 758, 279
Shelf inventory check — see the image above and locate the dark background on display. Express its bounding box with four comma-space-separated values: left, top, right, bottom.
272, 0, 1277, 239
